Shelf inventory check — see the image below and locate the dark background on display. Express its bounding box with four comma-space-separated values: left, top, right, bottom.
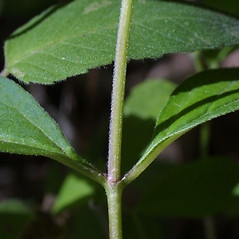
1, 0, 239, 238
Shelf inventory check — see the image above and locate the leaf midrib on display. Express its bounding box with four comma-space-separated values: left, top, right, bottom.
142, 85, 239, 162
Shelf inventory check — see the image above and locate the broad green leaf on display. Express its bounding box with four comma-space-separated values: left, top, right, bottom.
52, 174, 95, 214
123, 68, 239, 183
5, 0, 239, 84
122, 79, 175, 173
124, 79, 176, 119
0, 200, 35, 239
138, 157, 239, 217
0, 77, 100, 179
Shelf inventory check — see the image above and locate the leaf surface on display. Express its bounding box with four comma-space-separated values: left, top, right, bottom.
0, 77, 100, 180
124, 79, 176, 119
52, 174, 95, 214
123, 68, 239, 183
5, 0, 239, 84
122, 79, 175, 173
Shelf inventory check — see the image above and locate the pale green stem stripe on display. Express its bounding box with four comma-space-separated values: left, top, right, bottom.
106, 0, 134, 238
108, 0, 135, 183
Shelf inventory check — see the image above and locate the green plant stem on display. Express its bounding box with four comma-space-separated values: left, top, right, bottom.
106, 0, 134, 238
106, 183, 123, 239
108, 0, 134, 183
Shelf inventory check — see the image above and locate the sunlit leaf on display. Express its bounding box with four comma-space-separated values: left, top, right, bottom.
0, 77, 97, 176
122, 79, 175, 173
124, 68, 239, 183
124, 79, 176, 119
52, 174, 95, 214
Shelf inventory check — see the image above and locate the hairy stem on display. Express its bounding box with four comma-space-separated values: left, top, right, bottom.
106, 0, 134, 238
108, 0, 134, 182
106, 183, 123, 239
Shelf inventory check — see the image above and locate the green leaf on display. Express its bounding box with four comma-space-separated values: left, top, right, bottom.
52, 174, 95, 214
0, 77, 103, 182
138, 157, 239, 217
0, 200, 35, 239
5, 0, 239, 84
123, 68, 239, 183
0, 77, 72, 158
124, 79, 176, 120
122, 79, 175, 173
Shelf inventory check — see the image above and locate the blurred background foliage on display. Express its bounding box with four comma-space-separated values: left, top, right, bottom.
0, 0, 239, 238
